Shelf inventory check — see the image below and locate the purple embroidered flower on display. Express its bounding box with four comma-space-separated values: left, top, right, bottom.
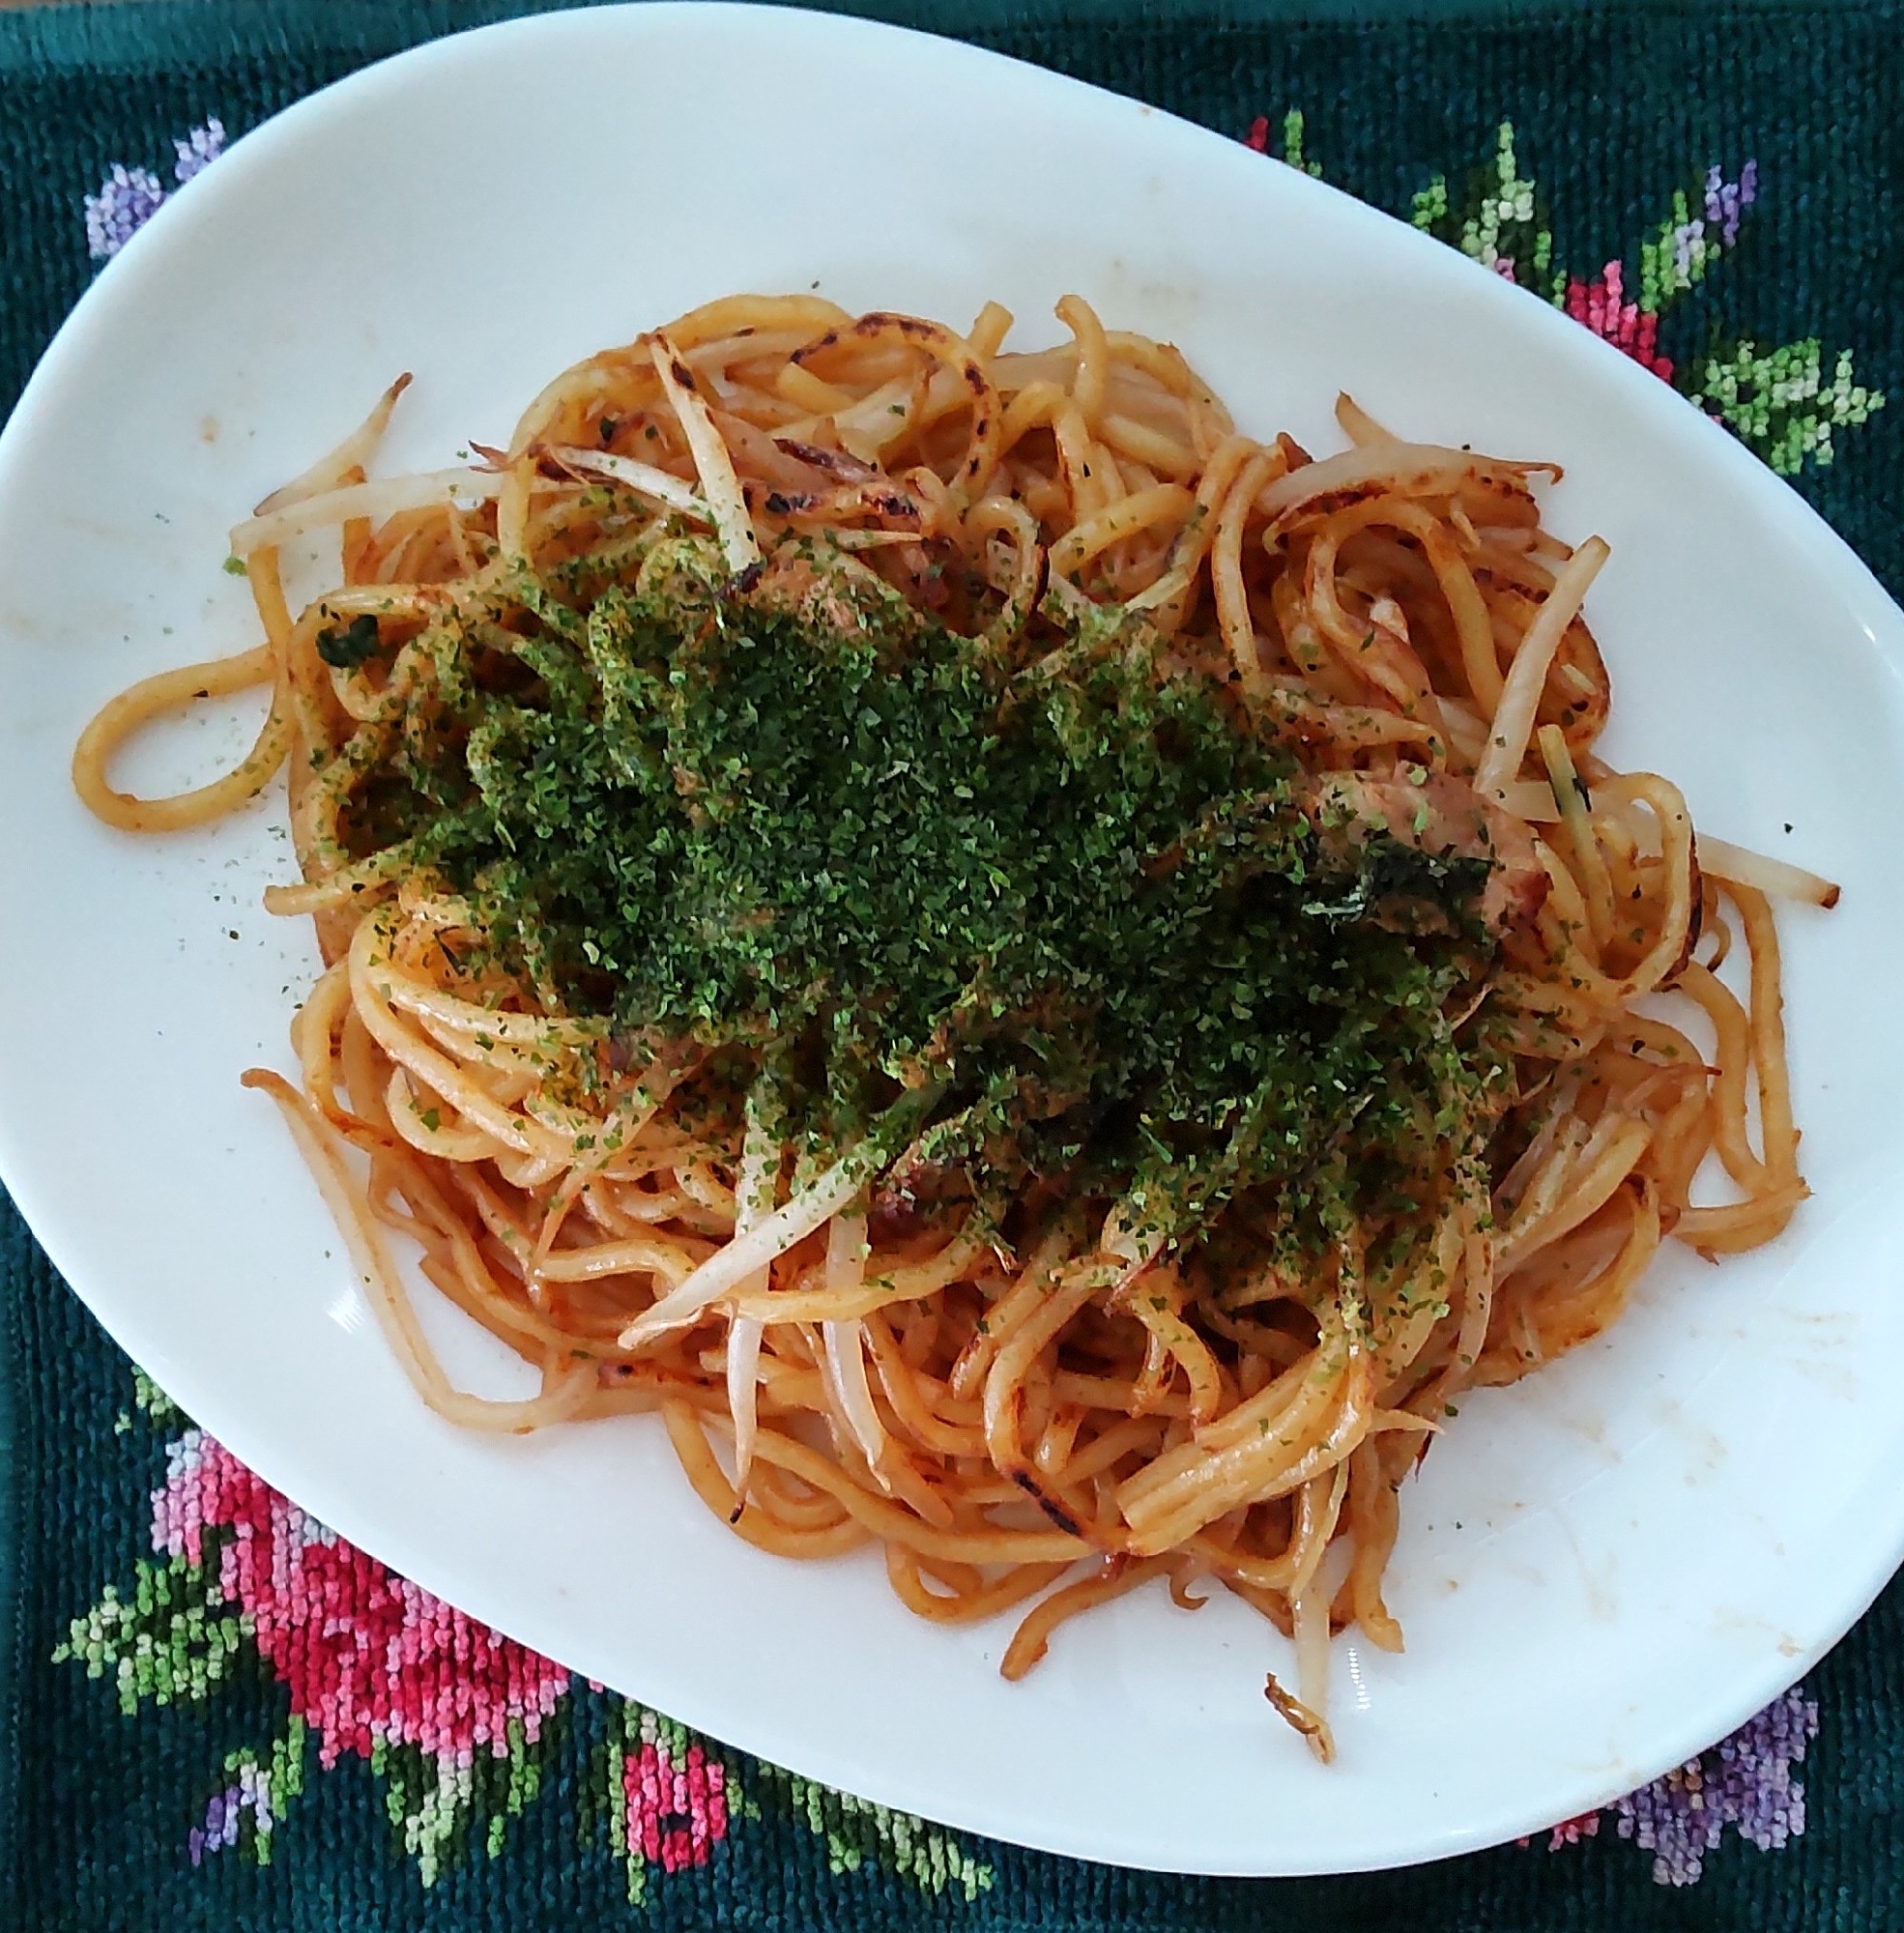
1704, 161, 1759, 248
1671, 216, 1705, 282
174, 119, 226, 185
188, 1761, 274, 1867
1715, 1690, 1816, 1853
83, 163, 166, 261
1614, 1688, 1818, 1886
83, 120, 227, 262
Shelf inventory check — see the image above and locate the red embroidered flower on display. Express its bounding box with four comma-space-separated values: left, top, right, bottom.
1546, 1809, 1602, 1850
1563, 259, 1673, 381
152, 1430, 569, 1770
623, 1739, 730, 1872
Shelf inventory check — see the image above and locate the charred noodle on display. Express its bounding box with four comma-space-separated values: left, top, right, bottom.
75, 295, 1832, 1762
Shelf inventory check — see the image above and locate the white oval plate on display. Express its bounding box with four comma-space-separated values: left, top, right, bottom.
2, 2, 1901, 1877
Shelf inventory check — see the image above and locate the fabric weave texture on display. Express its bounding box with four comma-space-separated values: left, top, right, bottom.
3, 3, 1902, 1928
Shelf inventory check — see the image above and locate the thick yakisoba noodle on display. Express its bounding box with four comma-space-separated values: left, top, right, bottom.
73, 293, 1830, 1764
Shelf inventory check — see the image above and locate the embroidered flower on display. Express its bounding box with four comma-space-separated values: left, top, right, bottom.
150, 1428, 569, 1772
188, 1761, 276, 1867
80, 1386, 991, 1895
82, 120, 227, 261
185, 1724, 307, 1869
1297, 120, 1876, 474
1563, 260, 1673, 381
1543, 1809, 1601, 1851
174, 118, 227, 184
1614, 1689, 1819, 1886
83, 163, 166, 260
623, 1739, 731, 1873
1705, 160, 1759, 247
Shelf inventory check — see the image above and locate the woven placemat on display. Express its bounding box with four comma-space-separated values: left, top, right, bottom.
3, 3, 1901, 1927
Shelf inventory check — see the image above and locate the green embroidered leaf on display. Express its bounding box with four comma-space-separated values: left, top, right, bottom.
370, 1707, 564, 1888
132, 1364, 183, 1428
52, 1550, 250, 1715
1688, 338, 1887, 476
1409, 172, 1449, 233
587, 1711, 649, 1908
1632, 162, 1758, 316
1281, 109, 1322, 179
1408, 123, 1558, 298
1637, 187, 1722, 313
750, 1761, 995, 1903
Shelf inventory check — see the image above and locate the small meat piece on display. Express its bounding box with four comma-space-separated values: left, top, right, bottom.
868, 1156, 969, 1246
736, 547, 921, 644
1300, 767, 1549, 937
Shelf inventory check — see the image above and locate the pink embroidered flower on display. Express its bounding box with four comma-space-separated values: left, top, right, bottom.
623, 1739, 731, 1872
151, 1429, 569, 1770
1563, 259, 1673, 381
1516, 1807, 1600, 1852
1545, 1809, 1601, 1850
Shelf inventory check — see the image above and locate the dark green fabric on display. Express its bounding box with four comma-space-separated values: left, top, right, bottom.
4, 2, 1903, 1927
